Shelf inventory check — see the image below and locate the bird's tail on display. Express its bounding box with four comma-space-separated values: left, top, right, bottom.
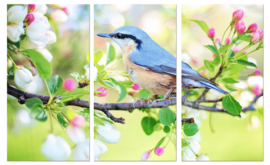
199, 81, 229, 94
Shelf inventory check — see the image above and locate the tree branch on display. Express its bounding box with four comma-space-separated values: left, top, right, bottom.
182, 117, 194, 124
7, 84, 89, 108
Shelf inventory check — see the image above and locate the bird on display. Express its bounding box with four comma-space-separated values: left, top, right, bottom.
182, 61, 228, 94
97, 26, 176, 99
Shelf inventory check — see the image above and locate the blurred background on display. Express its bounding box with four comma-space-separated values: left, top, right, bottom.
182, 4, 263, 161
94, 4, 176, 161
7, 4, 89, 160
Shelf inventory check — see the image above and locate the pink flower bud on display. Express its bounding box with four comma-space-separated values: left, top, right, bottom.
251, 31, 260, 43
207, 28, 215, 39
247, 23, 258, 33
236, 23, 246, 35
244, 50, 248, 54
28, 4, 35, 13
95, 87, 108, 97
71, 115, 85, 128
154, 147, 164, 156
233, 18, 244, 27
225, 38, 231, 45
62, 7, 68, 15
128, 91, 138, 97
254, 69, 261, 76
252, 85, 262, 96
232, 10, 244, 21
141, 151, 150, 161
132, 84, 140, 90
63, 78, 76, 91
258, 29, 263, 40
192, 58, 198, 64
233, 47, 240, 54
24, 13, 35, 25
215, 38, 221, 44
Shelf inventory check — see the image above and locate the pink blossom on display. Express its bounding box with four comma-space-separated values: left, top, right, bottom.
96, 87, 108, 97
28, 4, 35, 13
258, 29, 263, 40
254, 69, 261, 76
252, 85, 262, 96
233, 18, 244, 27
236, 23, 246, 35
207, 28, 215, 39
24, 13, 35, 25
63, 78, 76, 91
233, 47, 240, 54
244, 50, 248, 54
215, 38, 221, 44
251, 31, 260, 43
154, 147, 165, 156
132, 84, 140, 90
71, 115, 85, 128
232, 10, 244, 21
225, 38, 231, 45
62, 7, 68, 15
141, 151, 150, 161
247, 23, 258, 33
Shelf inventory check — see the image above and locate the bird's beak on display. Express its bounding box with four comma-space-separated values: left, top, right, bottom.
97, 33, 111, 38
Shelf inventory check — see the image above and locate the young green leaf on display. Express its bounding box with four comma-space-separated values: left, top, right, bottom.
61, 88, 89, 102
158, 108, 176, 126
205, 45, 219, 57
236, 59, 257, 68
191, 20, 210, 35
222, 94, 242, 115
238, 34, 251, 42
163, 126, 171, 133
204, 60, 214, 73
222, 78, 239, 84
25, 98, 47, 122
106, 44, 116, 65
155, 136, 166, 149
94, 51, 103, 64
46, 75, 64, 95
141, 116, 157, 135
110, 78, 127, 102
22, 49, 52, 80
182, 138, 190, 147
183, 123, 199, 136
57, 113, 68, 127
139, 89, 152, 99
212, 57, 221, 66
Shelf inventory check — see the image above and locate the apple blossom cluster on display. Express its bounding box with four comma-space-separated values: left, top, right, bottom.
7, 4, 68, 89
94, 122, 121, 160
41, 113, 89, 160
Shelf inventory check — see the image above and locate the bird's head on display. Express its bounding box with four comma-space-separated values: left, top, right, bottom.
97, 26, 151, 50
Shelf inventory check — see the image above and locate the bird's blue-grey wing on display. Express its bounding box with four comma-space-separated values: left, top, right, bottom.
129, 47, 176, 76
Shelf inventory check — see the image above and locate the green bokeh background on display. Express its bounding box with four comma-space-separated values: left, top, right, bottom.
182, 4, 263, 161
94, 4, 177, 161
7, 4, 89, 161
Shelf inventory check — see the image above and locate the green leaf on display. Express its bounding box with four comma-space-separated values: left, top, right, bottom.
94, 51, 103, 64
61, 88, 89, 102
153, 124, 163, 131
204, 60, 214, 73
222, 78, 239, 84
222, 94, 242, 115
25, 98, 47, 122
7, 65, 15, 80
94, 110, 113, 124
196, 66, 206, 72
46, 75, 64, 95
21, 49, 52, 80
219, 44, 231, 54
163, 126, 171, 133
205, 45, 219, 57
191, 20, 209, 35
141, 117, 157, 135
139, 89, 152, 99
106, 44, 116, 65
57, 113, 68, 127
158, 108, 175, 126
238, 34, 251, 42
236, 59, 257, 68
111, 78, 127, 102
183, 123, 199, 136
155, 136, 166, 149
182, 138, 190, 147
212, 57, 221, 66
96, 70, 107, 81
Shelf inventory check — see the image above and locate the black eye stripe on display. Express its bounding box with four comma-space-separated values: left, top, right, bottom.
111, 33, 142, 50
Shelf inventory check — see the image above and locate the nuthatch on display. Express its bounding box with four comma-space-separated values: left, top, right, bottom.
97, 26, 176, 99
182, 61, 228, 94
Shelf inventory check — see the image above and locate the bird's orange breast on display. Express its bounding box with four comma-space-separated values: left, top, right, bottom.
121, 43, 176, 96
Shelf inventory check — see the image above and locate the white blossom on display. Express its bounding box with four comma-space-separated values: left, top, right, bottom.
36, 47, 53, 62
50, 9, 68, 23
97, 123, 121, 143
94, 139, 108, 160
66, 126, 85, 144
197, 154, 210, 161
14, 67, 33, 88
72, 139, 89, 161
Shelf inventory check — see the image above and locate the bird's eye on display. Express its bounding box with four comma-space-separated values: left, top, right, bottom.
115, 33, 123, 39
